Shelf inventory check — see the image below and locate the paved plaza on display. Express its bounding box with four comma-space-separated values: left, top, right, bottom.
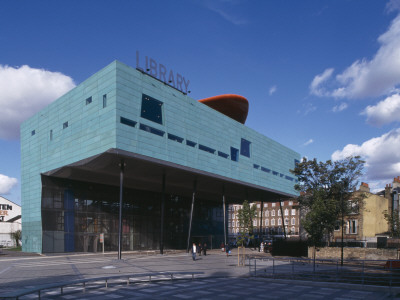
0, 249, 397, 299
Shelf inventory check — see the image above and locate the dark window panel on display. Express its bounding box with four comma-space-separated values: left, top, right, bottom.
218, 151, 229, 159
139, 123, 165, 137
230, 147, 239, 162
240, 138, 251, 157
141, 94, 163, 125
186, 140, 197, 147
168, 133, 184, 143
120, 117, 137, 128
199, 144, 216, 154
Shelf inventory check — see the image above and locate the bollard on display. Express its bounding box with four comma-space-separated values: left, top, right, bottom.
83, 282, 86, 293
61, 286, 63, 295
127, 278, 130, 286
105, 279, 108, 288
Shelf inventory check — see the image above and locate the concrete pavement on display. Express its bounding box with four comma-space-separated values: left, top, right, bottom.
0, 248, 397, 299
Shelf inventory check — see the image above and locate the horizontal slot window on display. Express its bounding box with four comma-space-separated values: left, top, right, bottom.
285, 176, 294, 181
253, 164, 260, 169
261, 167, 270, 173
199, 144, 216, 154
186, 140, 197, 147
139, 123, 165, 137
218, 151, 229, 159
280, 173, 284, 177
120, 117, 137, 128
272, 171, 278, 176
168, 133, 184, 143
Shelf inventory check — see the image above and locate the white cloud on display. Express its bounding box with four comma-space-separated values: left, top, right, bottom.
310, 14, 400, 99
332, 102, 348, 112
331, 128, 400, 181
0, 65, 75, 140
269, 85, 277, 96
204, 0, 247, 25
0, 174, 17, 194
310, 68, 334, 96
362, 93, 400, 126
303, 139, 314, 146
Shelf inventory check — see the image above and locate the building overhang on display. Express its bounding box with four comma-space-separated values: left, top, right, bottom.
42, 148, 296, 203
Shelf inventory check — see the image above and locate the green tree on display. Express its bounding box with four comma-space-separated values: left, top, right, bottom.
291, 156, 365, 246
10, 229, 21, 247
383, 209, 400, 237
236, 200, 257, 247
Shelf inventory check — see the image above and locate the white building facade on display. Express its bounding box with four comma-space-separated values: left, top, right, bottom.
0, 196, 21, 247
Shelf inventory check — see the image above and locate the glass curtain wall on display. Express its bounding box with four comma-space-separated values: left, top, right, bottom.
41, 176, 223, 253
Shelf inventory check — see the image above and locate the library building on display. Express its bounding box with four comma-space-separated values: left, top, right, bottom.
21, 57, 300, 253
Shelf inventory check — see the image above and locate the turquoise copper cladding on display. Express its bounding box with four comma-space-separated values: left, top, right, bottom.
21, 60, 300, 253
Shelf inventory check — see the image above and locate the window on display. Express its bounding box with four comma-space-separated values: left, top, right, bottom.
264, 203, 268, 208
284, 209, 289, 216
271, 219, 275, 226
199, 144, 216, 154
289, 201, 293, 206
218, 151, 229, 158
291, 209, 296, 216
139, 123, 165, 137
348, 219, 358, 234
265, 219, 269, 226
257, 204, 260, 208
261, 167, 271, 173
240, 138, 251, 157
284, 218, 289, 225
253, 219, 257, 226
168, 133, 184, 143
291, 227, 295, 234
120, 117, 137, 128
272, 203, 276, 207
271, 210, 275, 216
265, 211, 269, 217
232, 214, 235, 219
230, 147, 239, 162
273, 171, 278, 176
278, 210, 281, 216
63, 122, 68, 129
86, 96, 92, 105
291, 218, 296, 225
50, 130, 53, 141
186, 140, 196, 147
31, 130, 35, 136
103, 94, 107, 108
278, 219, 282, 225
141, 94, 163, 125
253, 164, 260, 169
334, 221, 340, 231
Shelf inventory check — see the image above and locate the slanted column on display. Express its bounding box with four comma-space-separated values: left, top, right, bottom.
223, 191, 227, 247
160, 174, 166, 255
118, 160, 125, 260
186, 180, 197, 253
279, 198, 287, 239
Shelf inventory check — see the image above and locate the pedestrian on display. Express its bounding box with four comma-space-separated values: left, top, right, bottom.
225, 243, 230, 256
220, 242, 225, 252
198, 243, 202, 256
203, 243, 207, 256
192, 242, 197, 261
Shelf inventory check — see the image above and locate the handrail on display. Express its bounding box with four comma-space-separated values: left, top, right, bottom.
0, 271, 204, 300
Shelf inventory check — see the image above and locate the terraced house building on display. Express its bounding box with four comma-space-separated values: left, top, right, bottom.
21, 60, 300, 253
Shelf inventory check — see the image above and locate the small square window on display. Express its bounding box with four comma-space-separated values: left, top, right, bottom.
63, 122, 68, 129
31, 130, 35, 136
86, 96, 92, 105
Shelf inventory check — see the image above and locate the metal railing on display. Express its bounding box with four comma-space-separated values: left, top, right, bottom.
0, 271, 204, 300
248, 257, 400, 287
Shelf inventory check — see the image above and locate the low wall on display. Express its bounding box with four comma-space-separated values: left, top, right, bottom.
308, 247, 398, 260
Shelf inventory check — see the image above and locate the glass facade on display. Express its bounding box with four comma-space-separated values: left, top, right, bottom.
41, 176, 224, 253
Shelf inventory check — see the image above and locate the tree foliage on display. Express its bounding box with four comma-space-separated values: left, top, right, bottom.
10, 229, 21, 247
237, 200, 257, 247
291, 156, 365, 246
383, 209, 400, 238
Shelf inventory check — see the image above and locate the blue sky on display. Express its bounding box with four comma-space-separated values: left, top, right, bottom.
2, 0, 400, 204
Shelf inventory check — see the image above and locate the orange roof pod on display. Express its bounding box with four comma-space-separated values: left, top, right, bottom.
198, 94, 249, 124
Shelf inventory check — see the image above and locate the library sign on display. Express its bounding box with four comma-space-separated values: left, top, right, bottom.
0, 204, 12, 222
136, 51, 190, 94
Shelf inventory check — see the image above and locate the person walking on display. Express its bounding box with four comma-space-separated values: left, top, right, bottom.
203, 243, 207, 256
198, 243, 202, 256
225, 243, 230, 257
192, 242, 197, 261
